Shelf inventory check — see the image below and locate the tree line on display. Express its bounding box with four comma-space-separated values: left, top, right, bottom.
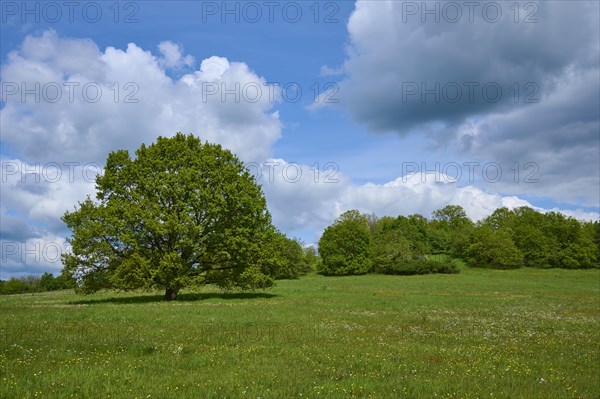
317, 205, 600, 275
0, 272, 75, 295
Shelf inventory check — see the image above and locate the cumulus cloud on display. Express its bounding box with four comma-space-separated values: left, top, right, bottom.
319, 65, 344, 77
256, 159, 349, 235
0, 159, 77, 279
157, 41, 195, 70
0, 30, 282, 165
329, 0, 599, 207
0, 207, 42, 242
456, 67, 600, 206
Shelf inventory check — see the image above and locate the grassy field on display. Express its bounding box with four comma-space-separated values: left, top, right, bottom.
1, 264, 599, 399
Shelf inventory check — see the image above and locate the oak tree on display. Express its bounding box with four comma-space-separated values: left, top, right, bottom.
62, 133, 277, 300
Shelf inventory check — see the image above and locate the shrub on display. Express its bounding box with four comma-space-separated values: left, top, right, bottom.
379, 258, 460, 275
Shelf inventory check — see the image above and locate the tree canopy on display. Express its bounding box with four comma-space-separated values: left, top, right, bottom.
62, 133, 279, 300
317, 210, 373, 275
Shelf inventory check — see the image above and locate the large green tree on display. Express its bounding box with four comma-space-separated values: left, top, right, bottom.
62, 133, 277, 300
317, 210, 372, 275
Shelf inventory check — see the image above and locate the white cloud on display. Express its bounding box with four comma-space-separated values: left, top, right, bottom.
198, 56, 231, 80
546, 208, 600, 222
157, 41, 195, 70
256, 159, 348, 235
0, 30, 282, 165
319, 65, 344, 77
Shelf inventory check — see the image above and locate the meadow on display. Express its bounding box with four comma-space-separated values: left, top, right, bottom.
1, 264, 599, 398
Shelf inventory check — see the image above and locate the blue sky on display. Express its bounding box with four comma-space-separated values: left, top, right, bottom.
1, 0, 599, 278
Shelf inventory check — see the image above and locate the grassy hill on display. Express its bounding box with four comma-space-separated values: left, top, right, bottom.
1, 264, 599, 398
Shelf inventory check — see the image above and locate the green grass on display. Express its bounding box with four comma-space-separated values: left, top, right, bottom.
1, 265, 599, 398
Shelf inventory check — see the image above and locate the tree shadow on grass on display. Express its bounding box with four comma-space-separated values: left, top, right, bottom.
69, 291, 278, 305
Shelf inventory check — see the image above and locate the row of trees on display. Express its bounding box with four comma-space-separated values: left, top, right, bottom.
317, 209, 460, 276
318, 206, 599, 275
0, 272, 75, 295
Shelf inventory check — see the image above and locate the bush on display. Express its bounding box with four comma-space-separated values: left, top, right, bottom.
378, 258, 460, 275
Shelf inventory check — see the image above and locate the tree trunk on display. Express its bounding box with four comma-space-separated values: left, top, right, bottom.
165, 287, 179, 301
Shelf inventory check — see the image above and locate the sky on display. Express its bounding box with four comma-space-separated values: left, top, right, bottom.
0, 0, 599, 279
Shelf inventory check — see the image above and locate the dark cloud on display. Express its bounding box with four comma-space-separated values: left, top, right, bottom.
339, 1, 598, 135
334, 0, 599, 206
460, 69, 600, 206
